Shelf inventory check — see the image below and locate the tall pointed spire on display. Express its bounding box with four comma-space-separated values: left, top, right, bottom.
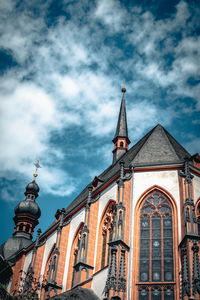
112, 84, 130, 164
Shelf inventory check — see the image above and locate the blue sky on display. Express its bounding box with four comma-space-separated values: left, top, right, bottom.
0, 0, 200, 245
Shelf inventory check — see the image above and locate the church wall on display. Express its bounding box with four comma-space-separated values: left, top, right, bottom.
87, 200, 99, 282
56, 223, 70, 288
20, 250, 33, 288
124, 179, 132, 246
130, 169, 181, 299
193, 173, 200, 204
10, 254, 26, 294
92, 267, 108, 299
132, 169, 181, 241
23, 251, 33, 274
62, 207, 85, 291
40, 231, 57, 282
34, 242, 46, 288
93, 182, 117, 273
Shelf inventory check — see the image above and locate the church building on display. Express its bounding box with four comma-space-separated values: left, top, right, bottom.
1, 87, 200, 300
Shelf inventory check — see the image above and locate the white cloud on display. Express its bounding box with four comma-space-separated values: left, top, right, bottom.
0, 0, 199, 201
125, 1, 200, 105
185, 138, 200, 155
95, 0, 126, 32
128, 100, 174, 142
0, 80, 78, 196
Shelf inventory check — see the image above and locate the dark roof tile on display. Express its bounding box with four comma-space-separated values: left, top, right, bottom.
64, 124, 190, 217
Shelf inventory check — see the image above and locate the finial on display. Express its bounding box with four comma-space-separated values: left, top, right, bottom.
121, 81, 126, 94
37, 228, 41, 236
33, 159, 41, 179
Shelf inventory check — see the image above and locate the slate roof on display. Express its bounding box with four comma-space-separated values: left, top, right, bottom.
49, 286, 100, 300
3, 237, 33, 261
64, 124, 191, 216
114, 96, 129, 140
1, 124, 191, 262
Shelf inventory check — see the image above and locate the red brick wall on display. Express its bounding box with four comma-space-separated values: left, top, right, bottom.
56, 224, 70, 290
10, 254, 25, 294
66, 223, 84, 290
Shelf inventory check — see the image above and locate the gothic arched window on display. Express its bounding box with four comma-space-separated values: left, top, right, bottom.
139, 190, 174, 300
196, 201, 200, 236
101, 206, 115, 269
43, 244, 56, 285
74, 231, 81, 265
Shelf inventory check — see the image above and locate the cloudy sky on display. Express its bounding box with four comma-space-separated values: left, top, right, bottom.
0, 0, 199, 244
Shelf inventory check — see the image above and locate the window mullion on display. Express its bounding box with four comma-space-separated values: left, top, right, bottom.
161, 216, 164, 282
161, 286, 164, 300
150, 216, 152, 282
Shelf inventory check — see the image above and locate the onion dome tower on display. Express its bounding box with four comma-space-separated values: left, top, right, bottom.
2, 162, 41, 260
13, 176, 41, 240
112, 84, 130, 164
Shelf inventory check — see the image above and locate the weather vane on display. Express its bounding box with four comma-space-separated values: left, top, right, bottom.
33, 159, 42, 179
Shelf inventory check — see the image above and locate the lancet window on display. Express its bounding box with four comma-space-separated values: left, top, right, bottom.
71, 223, 85, 287
74, 231, 81, 265
196, 201, 200, 236
43, 244, 55, 285
101, 205, 115, 269
138, 190, 175, 300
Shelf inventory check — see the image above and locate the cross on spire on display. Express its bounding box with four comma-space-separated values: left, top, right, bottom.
33, 159, 41, 179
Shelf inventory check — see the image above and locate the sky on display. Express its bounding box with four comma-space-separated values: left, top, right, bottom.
0, 0, 200, 245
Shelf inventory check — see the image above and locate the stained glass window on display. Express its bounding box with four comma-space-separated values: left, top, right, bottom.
198, 217, 200, 236
139, 289, 149, 300
139, 190, 175, 299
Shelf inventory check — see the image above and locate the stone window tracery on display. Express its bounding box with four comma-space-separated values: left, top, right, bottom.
74, 232, 81, 265
196, 201, 200, 236
101, 206, 115, 269
138, 190, 175, 300
43, 244, 56, 285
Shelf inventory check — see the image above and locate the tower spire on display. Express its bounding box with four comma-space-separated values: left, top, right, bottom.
2, 163, 42, 261
13, 161, 41, 241
112, 84, 130, 164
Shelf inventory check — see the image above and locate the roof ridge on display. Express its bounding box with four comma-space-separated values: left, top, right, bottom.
101, 125, 163, 174
123, 124, 160, 161
64, 124, 191, 219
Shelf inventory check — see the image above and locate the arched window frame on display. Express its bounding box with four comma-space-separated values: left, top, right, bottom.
95, 200, 116, 272
43, 244, 56, 284
73, 227, 82, 265
66, 222, 84, 290
133, 186, 180, 300
101, 206, 115, 269
195, 198, 200, 236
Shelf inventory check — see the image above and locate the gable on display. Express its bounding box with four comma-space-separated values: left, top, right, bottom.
133, 125, 179, 165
